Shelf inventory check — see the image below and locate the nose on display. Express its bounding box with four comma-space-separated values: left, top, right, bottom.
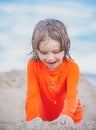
46, 53, 55, 61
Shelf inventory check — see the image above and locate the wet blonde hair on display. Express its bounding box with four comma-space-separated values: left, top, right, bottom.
31, 18, 72, 60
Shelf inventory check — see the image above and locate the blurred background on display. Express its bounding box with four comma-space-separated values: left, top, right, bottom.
0, 0, 96, 86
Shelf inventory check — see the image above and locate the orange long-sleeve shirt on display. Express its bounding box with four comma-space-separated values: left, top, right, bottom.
25, 58, 83, 123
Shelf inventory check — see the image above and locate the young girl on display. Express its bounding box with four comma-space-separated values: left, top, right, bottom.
25, 18, 83, 127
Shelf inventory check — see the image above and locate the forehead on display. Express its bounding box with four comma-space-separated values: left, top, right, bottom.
39, 37, 60, 51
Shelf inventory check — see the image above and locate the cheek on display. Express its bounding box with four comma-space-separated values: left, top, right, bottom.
38, 53, 45, 60
57, 52, 64, 59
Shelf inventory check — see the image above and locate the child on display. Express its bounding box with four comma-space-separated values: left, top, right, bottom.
25, 18, 83, 127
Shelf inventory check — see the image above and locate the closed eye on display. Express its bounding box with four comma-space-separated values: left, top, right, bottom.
53, 50, 63, 54
39, 49, 63, 54
39, 51, 47, 54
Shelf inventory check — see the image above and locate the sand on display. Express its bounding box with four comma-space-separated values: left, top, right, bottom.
0, 70, 96, 130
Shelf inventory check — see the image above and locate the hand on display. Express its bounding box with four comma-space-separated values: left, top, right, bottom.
59, 114, 74, 128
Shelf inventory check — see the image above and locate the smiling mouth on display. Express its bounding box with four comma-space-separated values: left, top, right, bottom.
46, 61, 57, 64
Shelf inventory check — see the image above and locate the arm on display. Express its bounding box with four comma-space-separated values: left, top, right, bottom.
25, 60, 40, 121
60, 63, 80, 125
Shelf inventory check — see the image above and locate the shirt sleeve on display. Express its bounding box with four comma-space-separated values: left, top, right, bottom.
25, 60, 40, 121
61, 62, 80, 118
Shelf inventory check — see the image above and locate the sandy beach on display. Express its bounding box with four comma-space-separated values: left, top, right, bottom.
0, 69, 96, 130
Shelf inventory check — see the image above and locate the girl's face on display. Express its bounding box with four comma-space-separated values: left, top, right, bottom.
37, 37, 64, 70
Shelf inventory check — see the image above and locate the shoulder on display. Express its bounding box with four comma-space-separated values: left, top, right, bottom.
66, 58, 79, 68
27, 59, 35, 69
27, 59, 39, 70
27, 59, 36, 66
27, 59, 43, 71
65, 58, 80, 73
